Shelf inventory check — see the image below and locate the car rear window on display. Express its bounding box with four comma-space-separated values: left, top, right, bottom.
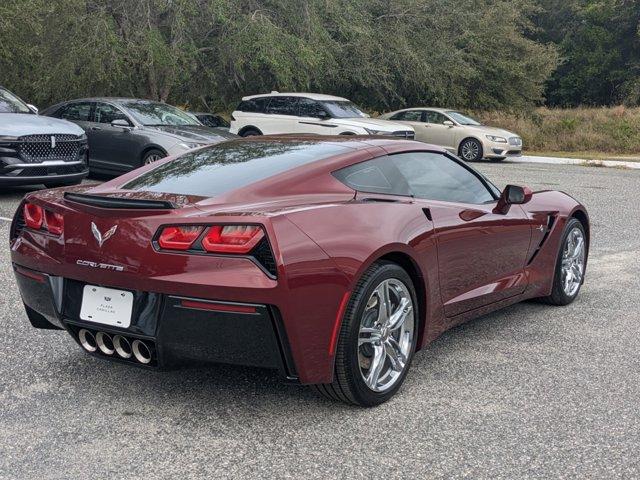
123, 140, 352, 197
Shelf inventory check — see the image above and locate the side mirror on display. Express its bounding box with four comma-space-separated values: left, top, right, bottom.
317, 111, 331, 120
27, 104, 39, 114
111, 118, 132, 129
493, 185, 533, 214
443, 120, 454, 127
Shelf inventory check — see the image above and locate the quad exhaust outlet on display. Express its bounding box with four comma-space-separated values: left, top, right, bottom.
75, 328, 154, 365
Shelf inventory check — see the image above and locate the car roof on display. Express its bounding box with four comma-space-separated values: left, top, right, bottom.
390, 107, 453, 113
241, 92, 348, 102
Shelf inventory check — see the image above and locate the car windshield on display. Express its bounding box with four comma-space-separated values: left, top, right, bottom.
120, 101, 200, 126
446, 111, 482, 126
123, 140, 352, 197
0, 88, 32, 114
320, 100, 368, 119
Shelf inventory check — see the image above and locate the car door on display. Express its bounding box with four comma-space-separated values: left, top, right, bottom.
390, 151, 532, 316
89, 102, 140, 172
421, 111, 456, 152
260, 96, 298, 134
296, 98, 338, 135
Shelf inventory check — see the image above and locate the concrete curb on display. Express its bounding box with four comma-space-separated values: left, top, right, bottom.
512, 155, 640, 170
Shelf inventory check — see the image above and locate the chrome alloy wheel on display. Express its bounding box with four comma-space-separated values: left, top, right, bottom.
358, 278, 414, 393
461, 140, 480, 161
561, 226, 586, 297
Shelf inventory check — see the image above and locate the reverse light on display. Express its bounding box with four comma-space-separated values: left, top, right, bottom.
44, 210, 64, 235
202, 225, 264, 254
24, 203, 44, 230
158, 226, 204, 250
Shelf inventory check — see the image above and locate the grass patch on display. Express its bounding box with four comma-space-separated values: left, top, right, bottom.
474, 106, 640, 155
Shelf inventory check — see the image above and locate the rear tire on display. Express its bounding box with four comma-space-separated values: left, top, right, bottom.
311, 261, 418, 407
538, 218, 587, 306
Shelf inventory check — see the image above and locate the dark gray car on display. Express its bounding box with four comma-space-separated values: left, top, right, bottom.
0, 86, 89, 188
42, 98, 236, 175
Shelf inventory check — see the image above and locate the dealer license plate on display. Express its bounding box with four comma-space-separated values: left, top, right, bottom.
79, 285, 133, 328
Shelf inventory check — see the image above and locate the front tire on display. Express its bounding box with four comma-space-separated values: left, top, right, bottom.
459, 138, 483, 162
311, 261, 418, 407
142, 148, 166, 166
539, 218, 587, 306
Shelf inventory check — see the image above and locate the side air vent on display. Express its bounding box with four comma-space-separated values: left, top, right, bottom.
527, 215, 556, 265
64, 193, 176, 210
250, 237, 277, 277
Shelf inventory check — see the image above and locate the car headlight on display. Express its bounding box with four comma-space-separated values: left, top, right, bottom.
486, 135, 507, 143
79, 133, 88, 142
364, 128, 390, 136
177, 142, 206, 150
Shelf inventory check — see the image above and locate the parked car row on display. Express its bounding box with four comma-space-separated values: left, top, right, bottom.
1, 86, 523, 188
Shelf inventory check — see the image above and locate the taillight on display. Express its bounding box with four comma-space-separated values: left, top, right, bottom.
202, 225, 264, 254
156, 224, 265, 254
24, 203, 44, 230
23, 202, 64, 236
158, 226, 204, 250
44, 210, 64, 235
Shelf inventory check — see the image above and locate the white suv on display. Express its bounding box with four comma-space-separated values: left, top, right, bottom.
230, 92, 414, 139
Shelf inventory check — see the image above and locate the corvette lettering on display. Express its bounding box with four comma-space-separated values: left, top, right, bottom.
76, 260, 124, 272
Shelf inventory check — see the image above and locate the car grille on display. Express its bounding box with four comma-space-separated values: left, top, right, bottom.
391, 131, 415, 140
18, 134, 83, 163
508, 136, 522, 146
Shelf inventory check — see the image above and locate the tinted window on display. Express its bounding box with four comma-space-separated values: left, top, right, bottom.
334, 152, 496, 204
333, 156, 411, 196
237, 97, 270, 113
94, 103, 130, 124
0, 88, 31, 113
392, 152, 495, 204
58, 102, 92, 121
265, 96, 299, 115
424, 111, 449, 125
124, 140, 352, 197
197, 114, 229, 128
298, 98, 327, 118
390, 110, 423, 121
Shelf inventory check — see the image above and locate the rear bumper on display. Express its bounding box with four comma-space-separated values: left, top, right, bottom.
13, 264, 297, 379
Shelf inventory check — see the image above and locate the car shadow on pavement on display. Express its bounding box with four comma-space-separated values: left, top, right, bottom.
44, 300, 555, 413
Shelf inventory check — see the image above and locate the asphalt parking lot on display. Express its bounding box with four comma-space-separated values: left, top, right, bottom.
1, 161, 639, 479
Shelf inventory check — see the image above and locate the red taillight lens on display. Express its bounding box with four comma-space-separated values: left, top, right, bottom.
44, 210, 64, 235
24, 203, 44, 230
202, 225, 264, 254
158, 226, 204, 250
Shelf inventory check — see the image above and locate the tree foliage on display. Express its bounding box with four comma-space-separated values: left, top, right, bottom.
1, 0, 557, 111
536, 0, 640, 106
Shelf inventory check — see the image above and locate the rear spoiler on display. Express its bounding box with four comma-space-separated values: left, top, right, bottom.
64, 192, 176, 210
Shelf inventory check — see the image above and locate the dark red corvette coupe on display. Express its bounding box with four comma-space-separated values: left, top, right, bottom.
10, 137, 589, 406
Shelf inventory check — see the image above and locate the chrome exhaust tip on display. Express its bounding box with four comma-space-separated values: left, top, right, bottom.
132, 339, 152, 364
96, 332, 115, 356
113, 335, 132, 359
78, 329, 97, 353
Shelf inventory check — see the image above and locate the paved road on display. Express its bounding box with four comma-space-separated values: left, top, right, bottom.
1, 162, 639, 479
